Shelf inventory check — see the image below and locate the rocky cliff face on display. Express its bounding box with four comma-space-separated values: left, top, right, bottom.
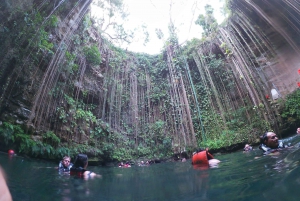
231, 0, 300, 97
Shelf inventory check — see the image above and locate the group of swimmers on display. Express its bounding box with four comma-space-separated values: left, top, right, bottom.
44, 128, 300, 178
193, 129, 300, 167
118, 162, 132, 168
58, 154, 100, 180
1, 128, 299, 201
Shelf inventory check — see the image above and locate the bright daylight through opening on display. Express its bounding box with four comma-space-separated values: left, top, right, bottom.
91, 0, 226, 54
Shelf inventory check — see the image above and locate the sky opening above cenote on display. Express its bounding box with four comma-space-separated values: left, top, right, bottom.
91, 0, 226, 55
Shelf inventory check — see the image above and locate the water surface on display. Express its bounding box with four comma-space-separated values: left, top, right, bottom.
1, 135, 300, 201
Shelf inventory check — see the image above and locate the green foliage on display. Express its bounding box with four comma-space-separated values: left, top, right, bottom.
182, 38, 201, 58
65, 51, 76, 61
93, 0, 137, 44
281, 89, 300, 126
15, 133, 38, 155
0, 122, 68, 159
48, 15, 59, 27
40, 38, 53, 50
200, 130, 244, 149
151, 120, 165, 134
56, 107, 68, 123
220, 42, 233, 56
101, 142, 115, 159
54, 95, 98, 137
65, 51, 78, 74
186, 50, 271, 147
83, 45, 102, 65
82, 15, 92, 30
21, 11, 56, 54
69, 143, 103, 158
195, 4, 218, 37
112, 147, 132, 161
155, 28, 164, 40
90, 125, 105, 138
0, 122, 106, 160
43, 131, 60, 147
75, 109, 96, 123
0, 122, 19, 144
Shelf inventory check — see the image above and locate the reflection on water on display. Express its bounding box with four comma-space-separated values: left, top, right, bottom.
1, 135, 300, 201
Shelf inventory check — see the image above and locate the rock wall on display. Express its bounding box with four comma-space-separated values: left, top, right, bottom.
232, 0, 300, 98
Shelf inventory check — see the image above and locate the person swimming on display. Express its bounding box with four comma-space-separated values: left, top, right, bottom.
119, 162, 131, 168
259, 131, 290, 155
244, 144, 253, 152
58, 156, 73, 172
192, 148, 220, 167
70, 154, 100, 180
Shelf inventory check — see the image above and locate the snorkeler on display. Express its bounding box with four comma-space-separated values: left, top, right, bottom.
259, 132, 290, 155
70, 154, 100, 180
58, 156, 73, 172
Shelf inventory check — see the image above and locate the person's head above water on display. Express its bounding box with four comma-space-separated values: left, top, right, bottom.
260, 132, 279, 149
73, 154, 88, 169
244, 144, 252, 151
61, 156, 71, 168
297, 128, 300, 134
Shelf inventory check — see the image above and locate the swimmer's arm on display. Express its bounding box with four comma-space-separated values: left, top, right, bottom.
83, 171, 102, 179
209, 159, 220, 166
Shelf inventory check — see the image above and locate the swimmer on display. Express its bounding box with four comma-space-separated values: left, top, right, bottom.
259, 131, 290, 155
70, 154, 101, 180
138, 161, 145, 166
119, 162, 131, 168
58, 156, 73, 172
244, 144, 253, 152
192, 148, 220, 167
297, 128, 300, 134
138, 160, 150, 166
119, 162, 123, 167
8, 150, 15, 156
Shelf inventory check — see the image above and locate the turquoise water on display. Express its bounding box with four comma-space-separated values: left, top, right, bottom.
1, 135, 300, 201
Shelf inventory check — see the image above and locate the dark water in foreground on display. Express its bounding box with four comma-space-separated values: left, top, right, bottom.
2, 135, 300, 201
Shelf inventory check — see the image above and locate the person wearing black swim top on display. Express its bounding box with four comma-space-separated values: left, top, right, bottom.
70, 154, 100, 180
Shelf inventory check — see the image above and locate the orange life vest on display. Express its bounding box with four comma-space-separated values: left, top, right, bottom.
192, 150, 214, 165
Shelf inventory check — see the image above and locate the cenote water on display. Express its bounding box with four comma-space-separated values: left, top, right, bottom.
2, 135, 300, 201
